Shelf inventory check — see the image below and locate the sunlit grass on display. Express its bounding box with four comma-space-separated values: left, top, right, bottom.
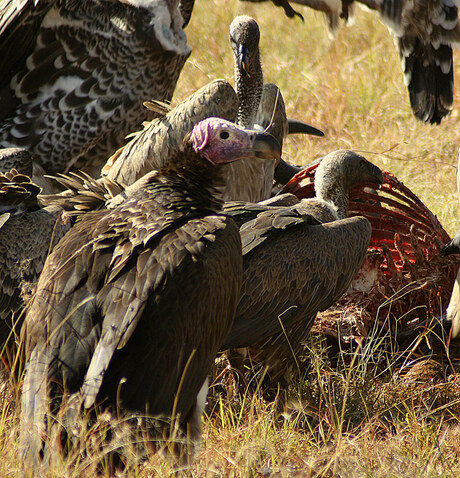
177, 0, 460, 235
1, 1, 459, 475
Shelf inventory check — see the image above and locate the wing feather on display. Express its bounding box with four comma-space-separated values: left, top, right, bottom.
223, 216, 371, 349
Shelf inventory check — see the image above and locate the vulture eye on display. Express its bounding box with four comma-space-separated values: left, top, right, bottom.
220, 131, 230, 140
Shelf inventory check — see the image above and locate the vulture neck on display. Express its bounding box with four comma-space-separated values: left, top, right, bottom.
158, 143, 226, 210
314, 172, 349, 220
235, 54, 264, 128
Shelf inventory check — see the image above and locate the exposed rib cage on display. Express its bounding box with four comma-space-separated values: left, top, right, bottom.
281, 162, 458, 340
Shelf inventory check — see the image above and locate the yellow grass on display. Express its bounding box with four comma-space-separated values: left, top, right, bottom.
176, 0, 460, 236
1, 1, 460, 476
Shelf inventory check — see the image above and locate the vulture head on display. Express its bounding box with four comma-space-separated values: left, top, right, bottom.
313, 150, 383, 219
229, 15, 261, 78
187, 118, 282, 165
315, 150, 383, 192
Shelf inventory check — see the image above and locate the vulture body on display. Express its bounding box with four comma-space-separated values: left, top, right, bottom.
20, 118, 281, 465
0, 0, 190, 176
227, 15, 322, 202
242, 0, 459, 124
0, 163, 70, 349
222, 150, 383, 377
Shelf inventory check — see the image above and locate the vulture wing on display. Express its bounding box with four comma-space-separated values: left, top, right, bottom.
223, 215, 371, 349
0, 0, 190, 173
23, 184, 241, 447
102, 80, 238, 185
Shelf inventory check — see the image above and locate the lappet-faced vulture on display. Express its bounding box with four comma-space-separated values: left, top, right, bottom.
241, 0, 459, 124
0, 0, 191, 177
221, 150, 383, 379
20, 118, 281, 465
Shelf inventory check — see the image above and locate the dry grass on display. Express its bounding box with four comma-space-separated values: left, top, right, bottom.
177, 0, 460, 235
1, 1, 460, 476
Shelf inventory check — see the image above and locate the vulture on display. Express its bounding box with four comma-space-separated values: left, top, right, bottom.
0, 153, 70, 352
99, 15, 321, 203
279, 152, 458, 352
20, 118, 281, 465
242, 0, 460, 124
226, 15, 323, 201
0, 0, 191, 177
221, 150, 383, 378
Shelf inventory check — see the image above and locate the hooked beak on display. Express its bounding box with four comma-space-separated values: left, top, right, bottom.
288, 118, 324, 137
237, 44, 250, 77
252, 132, 282, 164
372, 164, 384, 185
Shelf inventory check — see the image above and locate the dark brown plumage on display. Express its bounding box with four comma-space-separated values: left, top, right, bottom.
221, 150, 383, 378
242, 0, 459, 124
0, 0, 190, 176
20, 118, 281, 466
0, 167, 70, 349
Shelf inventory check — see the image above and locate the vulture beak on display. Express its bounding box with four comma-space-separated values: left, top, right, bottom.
274, 159, 302, 185
252, 132, 282, 164
441, 241, 460, 256
237, 44, 250, 77
288, 118, 324, 137
371, 164, 384, 185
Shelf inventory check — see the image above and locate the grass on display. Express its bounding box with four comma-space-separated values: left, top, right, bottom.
2, 0, 460, 476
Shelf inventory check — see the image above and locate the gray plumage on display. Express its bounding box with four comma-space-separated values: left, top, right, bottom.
0, 0, 190, 176
20, 118, 281, 465
227, 15, 323, 201
224, 15, 275, 202
230, 15, 264, 129
221, 150, 383, 377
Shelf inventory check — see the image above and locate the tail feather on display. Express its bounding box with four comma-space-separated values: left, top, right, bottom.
401, 40, 453, 124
